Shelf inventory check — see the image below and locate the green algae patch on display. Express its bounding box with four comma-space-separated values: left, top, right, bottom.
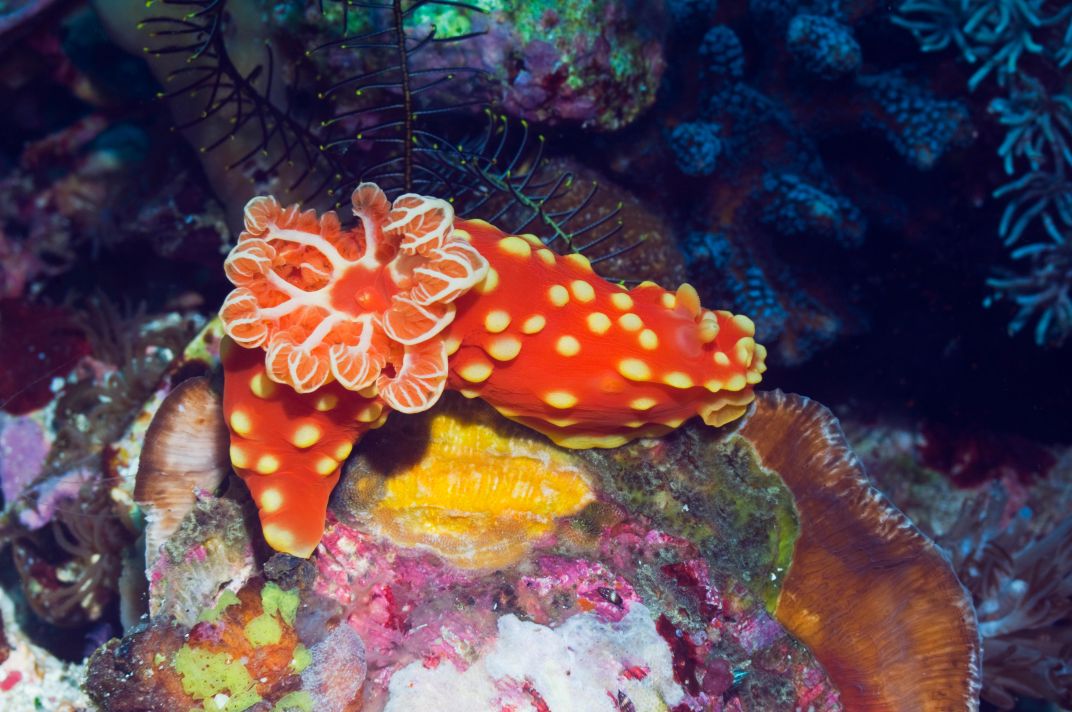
173, 646, 261, 712
272, 691, 314, 712
197, 590, 241, 624
243, 583, 299, 647
583, 425, 800, 607
244, 613, 283, 647
290, 644, 312, 674
260, 583, 299, 626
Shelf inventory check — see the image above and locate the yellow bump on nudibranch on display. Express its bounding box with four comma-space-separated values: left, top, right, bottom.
335, 442, 353, 461
638, 329, 659, 350
262, 524, 296, 552
618, 358, 652, 382
249, 372, 277, 399
747, 370, 763, 384
356, 402, 383, 423
555, 335, 581, 357
520, 233, 542, 246
548, 285, 569, 307
543, 391, 578, 409
536, 248, 556, 266
570, 280, 596, 303
699, 314, 720, 343
358, 383, 378, 398
714, 352, 731, 367
735, 337, 756, 367
315, 394, 338, 412
676, 283, 701, 317
664, 372, 694, 389
630, 397, 657, 411
488, 336, 522, 361
484, 309, 511, 333
725, 373, 747, 391
661, 293, 676, 309
564, 253, 592, 271
292, 424, 321, 449
555, 433, 630, 449
610, 292, 634, 310
618, 313, 643, 331
499, 235, 532, 258
255, 454, 280, 475
260, 488, 284, 514
229, 410, 252, 436
732, 314, 757, 337
704, 379, 723, 393
475, 267, 499, 295
521, 314, 546, 334
586, 312, 612, 335
314, 456, 338, 476
459, 388, 480, 399
445, 336, 461, 356
230, 444, 250, 468
459, 360, 493, 383
546, 416, 579, 428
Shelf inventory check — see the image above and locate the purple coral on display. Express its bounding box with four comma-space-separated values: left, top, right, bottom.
699, 25, 745, 83
667, 121, 723, 176
786, 14, 861, 79
0, 415, 50, 506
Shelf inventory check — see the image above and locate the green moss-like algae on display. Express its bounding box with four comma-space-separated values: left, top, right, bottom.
289, 644, 312, 674
260, 582, 299, 626
244, 613, 283, 647
173, 647, 261, 712
197, 590, 241, 624
272, 691, 314, 712
582, 425, 800, 609
242, 583, 299, 647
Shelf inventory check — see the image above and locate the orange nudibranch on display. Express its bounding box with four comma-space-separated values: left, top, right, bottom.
218, 183, 766, 556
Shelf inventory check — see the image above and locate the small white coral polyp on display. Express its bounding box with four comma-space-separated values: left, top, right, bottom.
219, 183, 488, 413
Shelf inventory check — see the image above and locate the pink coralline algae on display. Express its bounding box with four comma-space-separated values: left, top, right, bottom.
313, 513, 840, 711
0, 414, 50, 505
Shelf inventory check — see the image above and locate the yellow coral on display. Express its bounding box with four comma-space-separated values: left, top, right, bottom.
346, 403, 595, 569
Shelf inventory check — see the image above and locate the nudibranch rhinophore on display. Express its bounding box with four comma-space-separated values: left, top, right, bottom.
218, 183, 766, 556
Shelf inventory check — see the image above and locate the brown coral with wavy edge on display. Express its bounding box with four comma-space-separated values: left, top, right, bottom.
739, 391, 982, 711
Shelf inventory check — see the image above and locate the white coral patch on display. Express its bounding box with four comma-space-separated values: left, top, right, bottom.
384, 603, 683, 712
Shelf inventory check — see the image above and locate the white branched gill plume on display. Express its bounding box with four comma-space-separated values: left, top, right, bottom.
218, 183, 488, 414
385, 192, 456, 255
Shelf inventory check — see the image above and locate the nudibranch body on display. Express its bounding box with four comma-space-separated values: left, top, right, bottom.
218, 183, 766, 556
442, 221, 764, 449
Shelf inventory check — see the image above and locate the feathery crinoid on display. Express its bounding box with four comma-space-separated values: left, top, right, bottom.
138, 0, 630, 275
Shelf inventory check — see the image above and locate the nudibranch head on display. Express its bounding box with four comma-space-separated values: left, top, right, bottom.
219, 183, 488, 414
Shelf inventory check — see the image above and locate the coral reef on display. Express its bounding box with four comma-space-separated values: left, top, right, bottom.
3, 2, 1070, 710
622, 1, 976, 365
86, 578, 354, 712
401, 0, 669, 130
83, 385, 984, 710
0, 583, 89, 710
945, 498, 1072, 709
895, 0, 1072, 345
845, 411, 1072, 709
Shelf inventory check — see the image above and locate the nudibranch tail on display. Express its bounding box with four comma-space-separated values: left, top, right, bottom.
218, 182, 765, 557
439, 220, 767, 449
221, 338, 386, 557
